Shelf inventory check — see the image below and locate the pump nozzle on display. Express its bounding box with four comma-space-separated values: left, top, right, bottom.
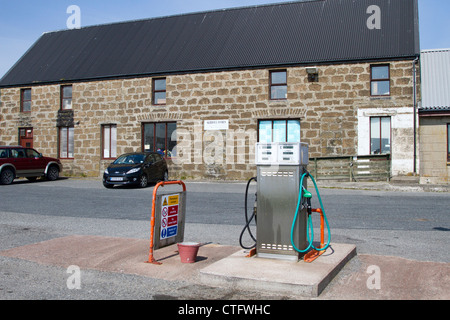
303, 190, 312, 199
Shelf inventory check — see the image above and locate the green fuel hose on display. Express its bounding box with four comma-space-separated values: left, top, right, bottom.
290, 172, 331, 253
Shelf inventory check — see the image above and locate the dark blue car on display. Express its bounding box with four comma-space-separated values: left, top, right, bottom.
103, 152, 168, 188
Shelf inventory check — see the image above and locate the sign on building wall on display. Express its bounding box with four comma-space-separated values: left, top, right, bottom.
204, 120, 229, 131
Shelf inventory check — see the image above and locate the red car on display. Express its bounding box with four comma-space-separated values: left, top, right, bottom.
0, 146, 63, 185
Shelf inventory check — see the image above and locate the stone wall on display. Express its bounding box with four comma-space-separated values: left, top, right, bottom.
0, 59, 419, 180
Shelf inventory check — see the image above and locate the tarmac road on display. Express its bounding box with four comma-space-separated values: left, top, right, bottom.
1, 178, 449, 231
0, 178, 449, 301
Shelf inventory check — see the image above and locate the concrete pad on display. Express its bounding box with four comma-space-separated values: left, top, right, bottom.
199, 243, 356, 297
0, 235, 240, 281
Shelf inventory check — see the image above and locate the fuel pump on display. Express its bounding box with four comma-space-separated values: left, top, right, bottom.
240, 142, 331, 262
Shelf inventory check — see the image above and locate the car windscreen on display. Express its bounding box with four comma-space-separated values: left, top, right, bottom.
113, 154, 146, 165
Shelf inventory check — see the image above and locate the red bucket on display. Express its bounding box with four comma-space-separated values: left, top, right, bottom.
177, 242, 200, 263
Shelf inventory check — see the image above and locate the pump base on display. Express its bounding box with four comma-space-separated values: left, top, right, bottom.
200, 243, 357, 298
304, 249, 325, 263
257, 252, 303, 261
245, 248, 257, 258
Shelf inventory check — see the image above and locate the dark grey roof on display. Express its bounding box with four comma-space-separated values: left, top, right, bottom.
0, 0, 420, 88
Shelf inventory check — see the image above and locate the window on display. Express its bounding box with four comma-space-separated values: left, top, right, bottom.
142, 122, 176, 158
153, 78, 166, 105
11, 148, 25, 158
270, 70, 287, 100
258, 119, 300, 143
25, 149, 40, 158
21, 89, 31, 112
370, 117, 391, 154
61, 85, 73, 110
371, 65, 390, 96
447, 124, 450, 162
0, 148, 8, 158
59, 127, 74, 159
102, 124, 117, 159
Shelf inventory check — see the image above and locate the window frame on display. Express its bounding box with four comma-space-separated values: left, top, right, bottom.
370, 64, 391, 97
142, 122, 177, 158
257, 119, 301, 143
59, 126, 75, 159
269, 70, 288, 101
102, 124, 117, 160
370, 116, 392, 155
61, 85, 73, 110
21, 88, 32, 113
152, 78, 167, 106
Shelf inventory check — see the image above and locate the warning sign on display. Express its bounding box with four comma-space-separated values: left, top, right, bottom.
160, 194, 180, 240
168, 205, 178, 216
168, 195, 179, 206
168, 216, 178, 226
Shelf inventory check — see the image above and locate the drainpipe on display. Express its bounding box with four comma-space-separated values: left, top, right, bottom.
412, 57, 419, 175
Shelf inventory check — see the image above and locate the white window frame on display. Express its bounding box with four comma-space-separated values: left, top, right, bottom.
102, 124, 117, 159
59, 127, 74, 159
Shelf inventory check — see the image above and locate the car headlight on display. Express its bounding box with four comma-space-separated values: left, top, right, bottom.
126, 168, 141, 174
104, 168, 109, 174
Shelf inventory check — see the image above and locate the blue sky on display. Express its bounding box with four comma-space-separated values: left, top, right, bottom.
0, 0, 449, 78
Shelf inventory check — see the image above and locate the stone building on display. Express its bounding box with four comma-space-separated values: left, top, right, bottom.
0, 0, 420, 180
419, 49, 450, 185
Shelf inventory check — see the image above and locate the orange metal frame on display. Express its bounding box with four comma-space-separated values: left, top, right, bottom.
147, 180, 186, 265
303, 208, 326, 263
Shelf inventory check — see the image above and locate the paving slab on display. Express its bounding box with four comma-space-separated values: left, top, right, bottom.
199, 243, 356, 297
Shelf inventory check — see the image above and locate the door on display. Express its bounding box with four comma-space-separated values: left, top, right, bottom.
144, 153, 165, 182
10, 148, 30, 176
25, 148, 47, 174
144, 154, 158, 182
19, 128, 33, 148
153, 153, 165, 179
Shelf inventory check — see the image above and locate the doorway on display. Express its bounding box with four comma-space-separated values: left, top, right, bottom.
19, 128, 33, 148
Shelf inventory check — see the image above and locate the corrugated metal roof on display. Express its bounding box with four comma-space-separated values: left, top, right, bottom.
420, 48, 450, 111
0, 0, 420, 88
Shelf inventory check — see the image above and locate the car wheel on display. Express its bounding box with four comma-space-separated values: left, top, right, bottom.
163, 171, 169, 181
46, 166, 59, 181
139, 174, 148, 188
0, 169, 15, 185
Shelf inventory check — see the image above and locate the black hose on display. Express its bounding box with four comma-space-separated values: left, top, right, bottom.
239, 177, 257, 249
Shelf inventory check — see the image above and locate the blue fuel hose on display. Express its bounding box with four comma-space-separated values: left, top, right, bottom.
290, 172, 331, 253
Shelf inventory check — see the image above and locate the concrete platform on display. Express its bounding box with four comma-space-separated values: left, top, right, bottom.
199, 243, 357, 297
